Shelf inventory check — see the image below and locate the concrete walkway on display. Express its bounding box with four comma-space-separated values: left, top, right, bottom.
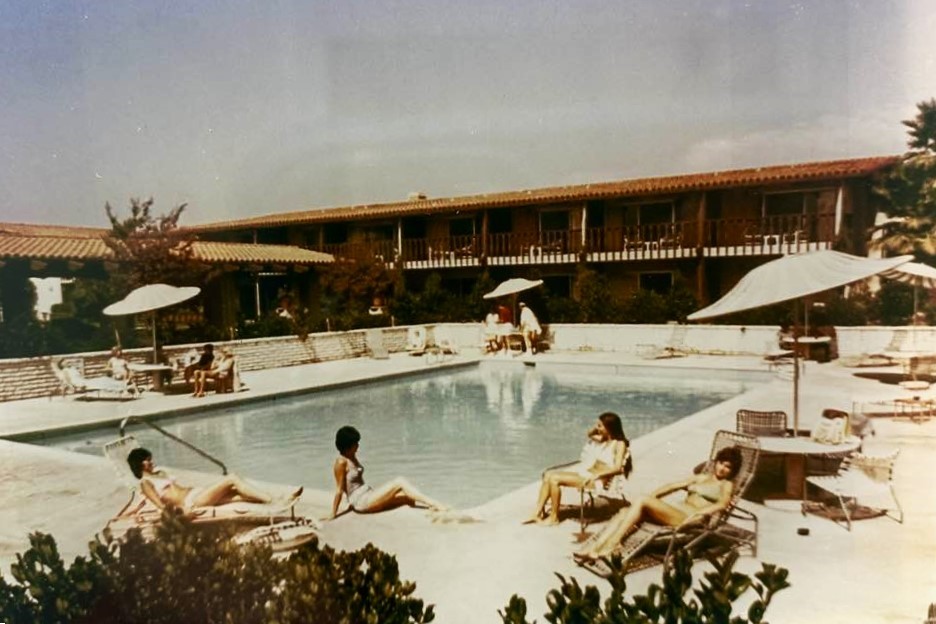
1, 351, 934, 623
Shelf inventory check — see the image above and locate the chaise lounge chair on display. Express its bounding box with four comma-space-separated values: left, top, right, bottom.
406, 326, 427, 356
103, 435, 317, 551
576, 430, 760, 577
640, 325, 692, 359
51, 359, 138, 400
803, 449, 903, 531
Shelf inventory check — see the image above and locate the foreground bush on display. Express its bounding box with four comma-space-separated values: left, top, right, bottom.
0, 511, 434, 624
499, 550, 790, 624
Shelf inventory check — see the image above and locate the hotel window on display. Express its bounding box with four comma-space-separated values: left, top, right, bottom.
624, 201, 675, 226
639, 271, 673, 295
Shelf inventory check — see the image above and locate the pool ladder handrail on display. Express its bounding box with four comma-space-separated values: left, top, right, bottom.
118, 415, 228, 475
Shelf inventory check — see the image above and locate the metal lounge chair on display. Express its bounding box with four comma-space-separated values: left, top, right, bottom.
405, 326, 427, 356
51, 358, 138, 399
543, 443, 632, 538
640, 324, 691, 359
803, 449, 903, 531
577, 430, 760, 577
433, 326, 459, 355
103, 430, 317, 550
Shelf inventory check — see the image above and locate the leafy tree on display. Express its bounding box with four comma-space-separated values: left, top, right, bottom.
872, 98, 936, 261
103, 197, 212, 292
1, 511, 435, 624
499, 549, 790, 624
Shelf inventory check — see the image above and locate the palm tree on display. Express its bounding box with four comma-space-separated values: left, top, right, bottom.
872, 99, 936, 260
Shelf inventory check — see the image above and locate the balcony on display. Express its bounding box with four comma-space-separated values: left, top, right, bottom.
313, 215, 834, 269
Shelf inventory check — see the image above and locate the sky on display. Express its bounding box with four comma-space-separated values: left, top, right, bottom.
1, 0, 935, 228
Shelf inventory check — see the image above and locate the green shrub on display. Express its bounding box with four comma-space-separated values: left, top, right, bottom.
499, 549, 790, 624
0, 510, 434, 624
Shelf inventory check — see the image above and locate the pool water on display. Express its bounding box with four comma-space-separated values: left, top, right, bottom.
42, 364, 762, 508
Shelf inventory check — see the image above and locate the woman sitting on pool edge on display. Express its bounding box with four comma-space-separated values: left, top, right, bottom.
127, 447, 301, 515
524, 411, 632, 526
573, 445, 743, 562
331, 425, 449, 518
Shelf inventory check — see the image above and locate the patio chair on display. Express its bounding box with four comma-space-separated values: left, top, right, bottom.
803, 449, 903, 531
640, 324, 691, 359
51, 359, 138, 400
366, 328, 390, 360
577, 430, 760, 578
406, 326, 427, 356
103, 435, 317, 550
433, 326, 459, 355
544, 444, 632, 536
736, 409, 788, 436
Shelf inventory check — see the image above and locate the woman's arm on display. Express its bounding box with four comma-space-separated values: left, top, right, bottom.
330, 458, 348, 519
139, 479, 166, 511
586, 440, 628, 481
650, 475, 695, 499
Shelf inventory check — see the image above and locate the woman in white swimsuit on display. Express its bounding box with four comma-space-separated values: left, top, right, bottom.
127, 448, 300, 515
330, 425, 448, 518
524, 411, 632, 526
574, 445, 743, 561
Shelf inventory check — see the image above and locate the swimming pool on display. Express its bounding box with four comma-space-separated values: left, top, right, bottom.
41, 364, 764, 508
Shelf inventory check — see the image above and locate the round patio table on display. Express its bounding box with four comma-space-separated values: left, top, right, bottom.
757, 435, 861, 500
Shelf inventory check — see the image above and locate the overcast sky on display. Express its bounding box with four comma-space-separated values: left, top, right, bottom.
1, 0, 934, 227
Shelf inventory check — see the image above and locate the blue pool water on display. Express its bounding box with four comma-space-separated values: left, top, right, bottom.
42, 364, 763, 508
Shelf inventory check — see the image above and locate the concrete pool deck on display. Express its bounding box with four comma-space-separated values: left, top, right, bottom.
1, 351, 935, 622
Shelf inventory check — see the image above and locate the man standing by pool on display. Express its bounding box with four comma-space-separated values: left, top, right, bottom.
519, 302, 542, 354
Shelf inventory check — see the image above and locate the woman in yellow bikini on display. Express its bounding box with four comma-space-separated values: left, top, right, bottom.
574, 445, 742, 561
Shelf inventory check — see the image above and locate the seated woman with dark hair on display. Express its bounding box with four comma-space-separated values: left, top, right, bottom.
574, 445, 743, 561
330, 425, 449, 518
127, 447, 301, 514
524, 411, 632, 526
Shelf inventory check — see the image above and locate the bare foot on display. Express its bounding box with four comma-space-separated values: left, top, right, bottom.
521, 515, 542, 525
535, 516, 560, 526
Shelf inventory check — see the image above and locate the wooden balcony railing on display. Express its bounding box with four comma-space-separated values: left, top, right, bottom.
312, 215, 835, 267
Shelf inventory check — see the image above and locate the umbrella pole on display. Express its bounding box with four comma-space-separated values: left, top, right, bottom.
793, 300, 800, 436
152, 311, 158, 364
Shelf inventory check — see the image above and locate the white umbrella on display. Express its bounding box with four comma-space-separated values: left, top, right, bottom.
483, 278, 544, 300
688, 250, 912, 432
880, 261, 936, 321
104, 284, 201, 363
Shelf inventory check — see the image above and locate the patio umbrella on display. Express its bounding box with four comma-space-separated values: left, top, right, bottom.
483, 278, 544, 324
688, 250, 912, 433
483, 278, 544, 300
880, 261, 936, 322
103, 284, 201, 363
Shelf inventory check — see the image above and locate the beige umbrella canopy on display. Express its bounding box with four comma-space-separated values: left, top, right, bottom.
483, 278, 544, 300
688, 250, 912, 432
104, 284, 201, 363
880, 261, 936, 321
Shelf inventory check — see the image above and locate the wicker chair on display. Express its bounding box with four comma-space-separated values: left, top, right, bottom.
736, 409, 788, 437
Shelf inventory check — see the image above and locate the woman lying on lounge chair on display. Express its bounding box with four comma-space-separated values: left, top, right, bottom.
574, 445, 742, 561
127, 447, 301, 515
330, 425, 449, 518
524, 411, 631, 526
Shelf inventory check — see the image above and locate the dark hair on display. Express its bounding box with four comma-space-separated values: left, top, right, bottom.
127, 447, 153, 479
714, 446, 744, 479
335, 426, 361, 453
598, 412, 633, 477
204, 344, 214, 352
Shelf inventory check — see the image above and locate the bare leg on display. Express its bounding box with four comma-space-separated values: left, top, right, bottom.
191, 475, 274, 507
361, 477, 449, 512
540, 471, 589, 525
577, 495, 689, 558
523, 476, 555, 524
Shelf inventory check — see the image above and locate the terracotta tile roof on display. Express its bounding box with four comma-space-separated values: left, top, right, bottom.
191, 155, 900, 232
0, 227, 331, 265
190, 241, 331, 264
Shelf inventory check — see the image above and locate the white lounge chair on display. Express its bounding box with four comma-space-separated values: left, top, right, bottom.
51, 359, 138, 399
640, 325, 691, 359
103, 435, 317, 550
433, 326, 458, 355
406, 326, 427, 356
